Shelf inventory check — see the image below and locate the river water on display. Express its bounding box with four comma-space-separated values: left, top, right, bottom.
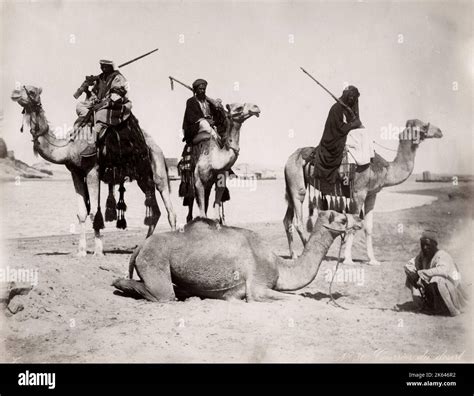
0, 177, 445, 239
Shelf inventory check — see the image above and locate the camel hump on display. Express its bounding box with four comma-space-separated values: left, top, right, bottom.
184, 217, 221, 232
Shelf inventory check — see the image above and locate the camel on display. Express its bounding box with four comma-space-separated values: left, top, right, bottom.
187, 103, 260, 223
283, 119, 443, 264
112, 210, 362, 302
11, 85, 177, 256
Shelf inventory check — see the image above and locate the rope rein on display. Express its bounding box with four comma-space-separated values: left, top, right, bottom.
328, 233, 348, 310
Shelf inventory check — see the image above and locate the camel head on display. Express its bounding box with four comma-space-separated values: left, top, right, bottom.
225, 103, 260, 123
319, 210, 363, 235
11, 85, 43, 109
403, 119, 443, 146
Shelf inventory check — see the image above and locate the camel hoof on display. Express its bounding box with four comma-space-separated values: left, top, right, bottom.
343, 259, 355, 265
290, 252, 298, 259
367, 260, 381, 266
93, 251, 104, 257
76, 250, 87, 257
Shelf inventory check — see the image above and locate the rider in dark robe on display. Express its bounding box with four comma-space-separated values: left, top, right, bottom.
182, 79, 225, 145
312, 85, 362, 183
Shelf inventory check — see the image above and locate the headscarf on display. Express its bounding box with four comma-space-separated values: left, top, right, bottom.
99, 59, 116, 69
340, 85, 360, 117
192, 79, 208, 92
421, 229, 438, 243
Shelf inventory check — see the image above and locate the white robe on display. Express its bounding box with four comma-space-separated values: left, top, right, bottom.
346, 128, 375, 165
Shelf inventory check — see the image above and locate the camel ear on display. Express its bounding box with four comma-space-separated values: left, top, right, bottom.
328, 211, 335, 224
226, 104, 231, 112
37, 87, 42, 95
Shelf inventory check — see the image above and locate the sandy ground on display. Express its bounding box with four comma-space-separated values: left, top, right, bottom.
1, 184, 472, 363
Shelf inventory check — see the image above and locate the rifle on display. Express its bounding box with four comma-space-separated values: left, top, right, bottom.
300, 67, 364, 128
73, 48, 159, 99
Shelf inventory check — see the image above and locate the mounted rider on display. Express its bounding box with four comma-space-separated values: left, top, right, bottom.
182, 79, 226, 145
311, 85, 363, 184
72, 58, 157, 231
74, 59, 132, 140
179, 79, 227, 206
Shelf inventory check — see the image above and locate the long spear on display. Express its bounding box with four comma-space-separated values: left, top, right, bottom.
74, 48, 159, 99
300, 67, 363, 128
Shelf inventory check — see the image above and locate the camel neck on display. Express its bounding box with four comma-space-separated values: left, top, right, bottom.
275, 218, 336, 291
384, 132, 417, 187
227, 120, 241, 152
30, 109, 71, 164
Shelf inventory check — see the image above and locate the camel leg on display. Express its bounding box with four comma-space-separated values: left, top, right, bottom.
260, 288, 304, 301
292, 196, 307, 254
70, 170, 90, 257
87, 167, 104, 256
186, 198, 194, 223
214, 172, 226, 224
146, 133, 177, 230
364, 194, 380, 266
112, 279, 160, 302
204, 184, 212, 216
283, 204, 297, 259
137, 177, 160, 238
343, 190, 365, 264
158, 185, 177, 231
194, 171, 207, 218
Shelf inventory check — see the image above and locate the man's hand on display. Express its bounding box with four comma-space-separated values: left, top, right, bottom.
350, 118, 363, 129
417, 269, 430, 283
93, 99, 109, 111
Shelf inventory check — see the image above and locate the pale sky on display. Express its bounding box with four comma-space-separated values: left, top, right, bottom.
1, 0, 473, 174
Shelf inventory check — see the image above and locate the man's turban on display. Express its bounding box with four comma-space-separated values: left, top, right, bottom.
421, 230, 438, 243
342, 85, 360, 98
192, 79, 208, 91
99, 59, 115, 69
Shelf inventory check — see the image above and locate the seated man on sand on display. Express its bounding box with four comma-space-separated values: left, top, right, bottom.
403, 230, 468, 316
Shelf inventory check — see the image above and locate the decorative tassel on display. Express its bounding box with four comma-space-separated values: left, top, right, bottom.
349, 199, 357, 215
322, 195, 329, 211
312, 196, 317, 210
116, 217, 127, 229
105, 183, 117, 222
93, 207, 105, 231
116, 183, 127, 229
329, 195, 335, 211
359, 209, 365, 220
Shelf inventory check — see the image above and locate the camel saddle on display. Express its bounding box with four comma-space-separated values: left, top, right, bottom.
97, 113, 153, 185
302, 147, 389, 215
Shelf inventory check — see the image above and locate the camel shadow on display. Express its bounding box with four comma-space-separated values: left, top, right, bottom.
393, 300, 432, 315
325, 256, 365, 263
301, 291, 346, 301
35, 252, 70, 256
103, 249, 135, 255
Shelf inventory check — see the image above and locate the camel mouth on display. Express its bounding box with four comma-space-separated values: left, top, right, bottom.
11, 90, 22, 102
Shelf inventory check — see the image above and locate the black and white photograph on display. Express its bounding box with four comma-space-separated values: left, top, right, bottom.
0, 0, 472, 390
